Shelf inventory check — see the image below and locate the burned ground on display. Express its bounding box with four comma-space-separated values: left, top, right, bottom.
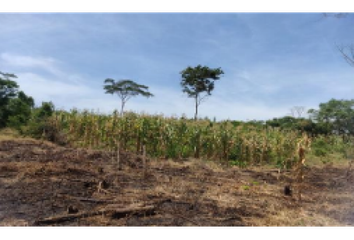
0, 138, 354, 226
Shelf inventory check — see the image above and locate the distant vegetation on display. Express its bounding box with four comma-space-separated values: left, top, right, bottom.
0, 71, 55, 136
1, 69, 353, 169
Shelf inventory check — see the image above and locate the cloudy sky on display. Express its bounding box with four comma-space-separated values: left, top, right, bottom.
1, 13, 354, 120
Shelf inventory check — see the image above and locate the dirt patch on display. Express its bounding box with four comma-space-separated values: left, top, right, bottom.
0, 139, 353, 226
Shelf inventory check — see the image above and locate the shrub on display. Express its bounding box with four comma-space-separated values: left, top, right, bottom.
311, 138, 330, 157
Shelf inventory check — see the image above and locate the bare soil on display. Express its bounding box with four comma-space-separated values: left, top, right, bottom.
1, 138, 354, 226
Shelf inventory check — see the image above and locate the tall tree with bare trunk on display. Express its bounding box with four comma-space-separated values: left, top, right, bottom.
180, 65, 224, 120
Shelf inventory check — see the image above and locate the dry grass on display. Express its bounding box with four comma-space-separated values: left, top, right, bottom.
0, 128, 20, 140
1, 138, 354, 226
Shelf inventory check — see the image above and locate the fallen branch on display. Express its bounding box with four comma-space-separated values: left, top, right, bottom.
34, 212, 96, 225
107, 205, 155, 218
71, 197, 118, 204
34, 205, 155, 225
68, 196, 171, 206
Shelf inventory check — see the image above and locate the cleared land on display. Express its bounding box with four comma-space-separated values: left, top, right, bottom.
0, 138, 354, 226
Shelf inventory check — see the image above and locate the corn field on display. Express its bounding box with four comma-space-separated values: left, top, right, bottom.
49, 110, 310, 168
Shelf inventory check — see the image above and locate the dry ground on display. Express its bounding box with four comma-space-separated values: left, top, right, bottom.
1, 137, 354, 226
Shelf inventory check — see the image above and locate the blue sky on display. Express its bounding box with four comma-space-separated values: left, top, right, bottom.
1, 13, 354, 120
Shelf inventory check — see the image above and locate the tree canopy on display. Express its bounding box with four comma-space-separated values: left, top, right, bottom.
103, 79, 154, 115
0, 72, 20, 128
0, 71, 19, 105
180, 65, 224, 120
308, 99, 354, 136
6, 91, 35, 129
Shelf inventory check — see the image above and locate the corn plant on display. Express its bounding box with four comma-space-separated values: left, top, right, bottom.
48, 110, 313, 168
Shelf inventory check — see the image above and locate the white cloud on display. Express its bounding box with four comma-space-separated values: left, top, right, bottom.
0, 53, 62, 76
206, 97, 289, 120
3, 51, 354, 121
2, 53, 293, 120
15, 72, 94, 106
0, 53, 102, 108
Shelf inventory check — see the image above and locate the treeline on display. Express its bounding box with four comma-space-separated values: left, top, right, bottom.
237, 116, 338, 137
232, 99, 354, 139
0, 71, 54, 136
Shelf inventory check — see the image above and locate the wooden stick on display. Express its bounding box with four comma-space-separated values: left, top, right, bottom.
71, 197, 118, 204
143, 145, 147, 178
34, 205, 155, 225
117, 141, 121, 170
297, 146, 306, 202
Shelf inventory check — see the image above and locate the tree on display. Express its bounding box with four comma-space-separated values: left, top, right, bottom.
103, 79, 154, 116
35, 101, 55, 119
0, 71, 19, 106
25, 101, 57, 140
6, 91, 35, 129
289, 106, 306, 118
180, 65, 224, 120
308, 99, 354, 136
266, 116, 325, 135
322, 13, 354, 68
0, 71, 19, 128
266, 116, 298, 129
337, 44, 354, 67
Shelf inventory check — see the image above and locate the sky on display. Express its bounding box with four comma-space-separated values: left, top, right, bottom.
1, 13, 354, 121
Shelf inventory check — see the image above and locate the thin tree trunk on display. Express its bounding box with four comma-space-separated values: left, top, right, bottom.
194, 96, 198, 120
120, 100, 125, 117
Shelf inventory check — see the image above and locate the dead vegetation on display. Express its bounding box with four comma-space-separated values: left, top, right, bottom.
0, 138, 354, 226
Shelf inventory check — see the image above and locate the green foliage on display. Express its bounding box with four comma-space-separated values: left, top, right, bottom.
0, 72, 35, 130
24, 102, 56, 139
6, 91, 35, 130
103, 79, 154, 115
311, 138, 330, 157
308, 99, 354, 136
180, 65, 224, 119
266, 116, 297, 129
229, 159, 248, 168
309, 135, 352, 165
0, 72, 20, 128
0, 71, 18, 101
180, 65, 224, 98
35, 101, 54, 119
266, 116, 332, 136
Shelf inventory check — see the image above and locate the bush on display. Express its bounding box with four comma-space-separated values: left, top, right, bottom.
22, 102, 67, 145
229, 159, 247, 168
311, 138, 330, 157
